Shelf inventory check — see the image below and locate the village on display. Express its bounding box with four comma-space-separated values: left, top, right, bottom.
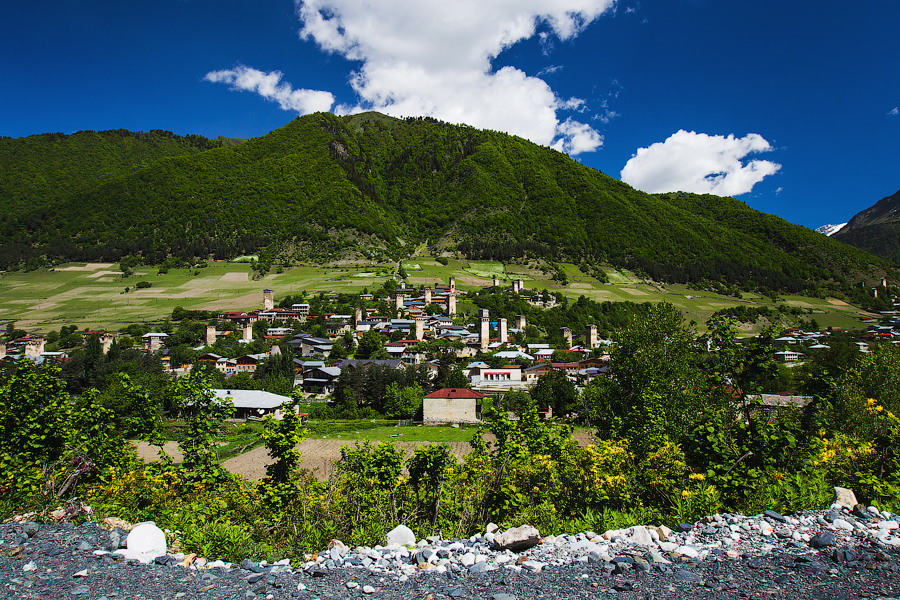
3, 277, 900, 425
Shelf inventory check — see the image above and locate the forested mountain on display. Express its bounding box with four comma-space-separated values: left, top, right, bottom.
832, 188, 900, 264
0, 112, 895, 293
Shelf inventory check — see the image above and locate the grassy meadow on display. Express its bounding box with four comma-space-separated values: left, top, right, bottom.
0, 257, 870, 335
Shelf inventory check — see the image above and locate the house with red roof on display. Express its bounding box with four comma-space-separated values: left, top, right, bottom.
422, 388, 485, 424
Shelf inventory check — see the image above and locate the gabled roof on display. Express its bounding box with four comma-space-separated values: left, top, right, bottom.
423, 388, 485, 400
213, 389, 291, 410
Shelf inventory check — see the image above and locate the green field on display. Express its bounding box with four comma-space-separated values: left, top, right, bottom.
0, 258, 872, 335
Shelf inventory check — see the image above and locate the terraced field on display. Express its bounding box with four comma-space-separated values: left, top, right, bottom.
0, 258, 871, 335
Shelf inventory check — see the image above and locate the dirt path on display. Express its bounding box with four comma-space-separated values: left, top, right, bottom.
132, 428, 597, 482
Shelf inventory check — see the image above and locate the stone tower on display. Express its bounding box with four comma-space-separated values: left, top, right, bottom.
424, 288, 432, 304
100, 332, 118, 355
448, 294, 457, 315
561, 327, 572, 348
24, 337, 45, 358
479, 310, 490, 352
395, 293, 405, 311
515, 314, 526, 331
415, 316, 425, 341
449, 277, 456, 293
585, 324, 598, 349
242, 324, 253, 342
263, 289, 275, 311
499, 318, 508, 344
205, 325, 216, 347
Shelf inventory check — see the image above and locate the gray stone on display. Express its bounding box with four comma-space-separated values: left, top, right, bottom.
764, 510, 787, 523
674, 569, 703, 582
22, 522, 39, 537
468, 560, 488, 573
810, 531, 836, 548
492, 525, 540, 552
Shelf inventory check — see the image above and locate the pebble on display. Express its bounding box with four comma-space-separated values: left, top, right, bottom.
2, 500, 899, 600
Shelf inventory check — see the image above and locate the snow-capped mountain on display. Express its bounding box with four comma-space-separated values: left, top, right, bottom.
816, 222, 847, 236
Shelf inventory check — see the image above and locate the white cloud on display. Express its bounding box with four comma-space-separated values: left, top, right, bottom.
204, 65, 334, 114
620, 130, 781, 196
552, 118, 604, 154
889, 107, 899, 116
208, 1, 615, 155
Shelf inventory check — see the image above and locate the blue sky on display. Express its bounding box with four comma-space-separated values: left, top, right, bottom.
2, 0, 898, 230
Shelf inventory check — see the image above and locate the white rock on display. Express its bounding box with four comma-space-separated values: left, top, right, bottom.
832, 487, 858, 509
460, 552, 476, 567
126, 522, 167, 557
493, 525, 540, 551
521, 560, 546, 572
628, 526, 653, 546
658, 542, 678, 552
877, 521, 899, 530
23, 561, 37, 572
675, 545, 700, 558
385, 525, 416, 547
758, 521, 774, 536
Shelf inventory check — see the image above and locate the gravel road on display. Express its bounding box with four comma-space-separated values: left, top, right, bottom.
2, 513, 898, 600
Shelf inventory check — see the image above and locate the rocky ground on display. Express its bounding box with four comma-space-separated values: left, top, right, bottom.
2, 500, 899, 600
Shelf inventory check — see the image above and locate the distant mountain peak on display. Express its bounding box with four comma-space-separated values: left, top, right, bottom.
816, 223, 847, 236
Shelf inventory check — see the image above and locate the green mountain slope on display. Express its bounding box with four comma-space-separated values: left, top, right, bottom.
832, 188, 900, 263
0, 113, 894, 293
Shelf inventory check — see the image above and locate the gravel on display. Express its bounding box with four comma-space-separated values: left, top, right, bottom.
2, 505, 900, 600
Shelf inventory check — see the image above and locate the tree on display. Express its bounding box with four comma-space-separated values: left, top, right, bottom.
530, 370, 578, 417
174, 372, 233, 485
356, 329, 383, 359
262, 395, 306, 485
596, 302, 702, 456
383, 382, 423, 419
445, 366, 469, 389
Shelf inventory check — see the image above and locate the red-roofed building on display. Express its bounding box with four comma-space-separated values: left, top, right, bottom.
422, 388, 484, 424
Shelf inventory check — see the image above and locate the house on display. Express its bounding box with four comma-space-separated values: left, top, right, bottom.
336, 358, 404, 371
212, 389, 292, 420
235, 353, 268, 373
141, 332, 168, 353
302, 366, 342, 393
774, 350, 803, 363
197, 353, 223, 367
422, 388, 485, 424
523, 363, 552, 383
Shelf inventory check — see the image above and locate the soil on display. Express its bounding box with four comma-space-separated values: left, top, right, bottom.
132, 428, 598, 482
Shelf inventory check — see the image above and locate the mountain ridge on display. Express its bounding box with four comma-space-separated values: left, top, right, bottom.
0, 113, 895, 294
832, 188, 900, 263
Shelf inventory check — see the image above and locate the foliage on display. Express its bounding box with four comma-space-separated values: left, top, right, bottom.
593, 302, 703, 456
261, 396, 306, 487
383, 382, 423, 419
174, 372, 233, 486
1, 114, 894, 298
0, 360, 132, 512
